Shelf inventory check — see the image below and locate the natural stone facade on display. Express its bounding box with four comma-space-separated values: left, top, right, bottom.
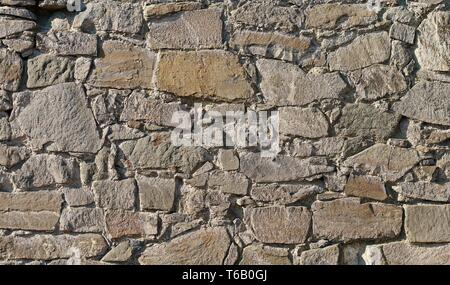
0, 0, 449, 265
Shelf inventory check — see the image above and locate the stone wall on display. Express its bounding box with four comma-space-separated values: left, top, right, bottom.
0, 0, 449, 265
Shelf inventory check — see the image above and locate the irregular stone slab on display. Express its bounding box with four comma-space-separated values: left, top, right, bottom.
0, 144, 29, 168
336, 103, 401, 140
0, 17, 35, 38
63, 188, 95, 207
143, 2, 202, 19
137, 176, 176, 212
329, 32, 391, 71
105, 210, 158, 239
298, 244, 340, 265
0, 191, 62, 212
0, 0, 35, 6
0, 234, 107, 261
392, 81, 450, 126
27, 54, 75, 88
344, 176, 387, 201
217, 149, 239, 171
343, 144, 421, 181
0, 90, 12, 111
102, 240, 133, 263
415, 11, 450, 71
147, 8, 222, 49
251, 184, 322, 204
257, 58, 346, 106
139, 227, 231, 265
0, 114, 10, 141
312, 198, 403, 242
393, 182, 450, 202
240, 244, 291, 265
38, 0, 67, 9
240, 153, 334, 183
0, 48, 23, 91
120, 134, 210, 175
0, 6, 36, 20
306, 4, 377, 29
367, 242, 450, 265
60, 208, 105, 233
405, 205, 450, 243
93, 179, 136, 210
88, 41, 156, 89
36, 31, 97, 56
390, 22, 416, 44
246, 206, 311, 244
73, 1, 143, 34
354, 64, 407, 101
0, 211, 59, 231
208, 171, 249, 196
157, 51, 253, 102
11, 83, 103, 153
279, 107, 329, 138
231, 0, 303, 33
13, 154, 76, 190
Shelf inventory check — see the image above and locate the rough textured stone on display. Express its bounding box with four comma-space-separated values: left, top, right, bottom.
280, 107, 329, 138
344, 176, 387, 201
246, 206, 311, 244
0, 6, 36, 20
137, 176, 176, 212
60, 208, 104, 233
143, 2, 202, 19
257, 58, 347, 106
217, 149, 239, 171
312, 198, 403, 242
299, 244, 340, 265
139, 227, 230, 265
392, 81, 450, 126
306, 4, 377, 29
0, 17, 35, 38
11, 83, 103, 153
240, 244, 290, 265
405, 205, 450, 243
0, 211, 59, 231
36, 31, 97, 56
63, 188, 95, 207
105, 210, 158, 239
148, 9, 222, 49
390, 22, 416, 44
344, 144, 422, 181
0, 144, 29, 168
251, 184, 322, 204
0, 234, 107, 261
88, 41, 156, 89
393, 182, 450, 202
102, 240, 133, 263
0, 48, 23, 91
157, 51, 253, 102
0, 191, 62, 212
241, 153, 334, 183
93, 179, 136, 210
329, 32, 391, 71
415, 11, 449, 71
208, 171, 249, 196
27, 54, 74, 88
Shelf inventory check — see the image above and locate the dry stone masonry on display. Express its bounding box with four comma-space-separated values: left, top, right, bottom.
0, 0, 449, 265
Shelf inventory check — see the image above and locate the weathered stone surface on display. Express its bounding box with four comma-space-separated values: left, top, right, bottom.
0, 48, 23, 91
0, 191, 62, 212
0, 114, 10, 141
0, 234, 107, 261
257, 59, 347, 106
240, 244, 291, 265
0, 17, 35, 38
312, 198, 403, 241
105, 210, 158, 239
36, 31, 97, 56
63, 188, 95, 207
415, 11, 449, 71
143, 2, 202, 19
0, 211, 59, 231
74, 57, 91, 82
88, 41, 156, 89
93, 179, 136, 210
246, 206, 311, 244
299, 244, 340, 265
0, 90, 12, 112
27, 54, 74, 88
336, 103, 401, 140
280, 107, 329, 138
241, 153, 334, 183
343, 144, 421, 181
208, 171, 249, 195
344, 176, 387, 201
0, 144, 29, 168
139, 227, 230, 265
73, 1, 143, 34
60, 208, 105, 233
354, 65, 407, 101
137, 176, 176, 212
306, 4, 377, 29
393, 182, 450, 202
367, 242, 450, 265
405, 205, 450, 243
390, 22, 416, 44
251, 184, 322, 204
147, 9, 222, 49
0, 6, 36, 20
13, 154, 76, 190
217, 149, 239, 171
392, 81, 450, 126
120, 134, 210, 175
102, 240, 133, 263
157, 51, 253, 102
329, 32, 391, 71
0, 0, 35, 6
11, 83, 103, 153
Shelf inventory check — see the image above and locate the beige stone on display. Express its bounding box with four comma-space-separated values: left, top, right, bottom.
105, 210, 158, 239
0, 191, 62, 212
93, 179, 136, 210
60, 208, 105, 233
279, 107, 329, 138
0, 211, 59, 231
299, 244, 340, 265
344, 176, 387, 201
393, 182, 450, 202
405, 205, 450, 243
306, 4, 377, 29
137, 176, 176, 211
0, 48, 23, 91
143, 2, 203, 19
240, 244, 291, 265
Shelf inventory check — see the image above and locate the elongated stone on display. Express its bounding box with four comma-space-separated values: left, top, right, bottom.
0, 191, 62, 212
0, 211, 59, 231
